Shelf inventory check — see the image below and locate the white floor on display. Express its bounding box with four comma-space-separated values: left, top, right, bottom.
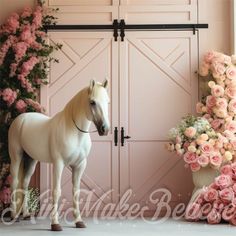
0, 218, 235, 236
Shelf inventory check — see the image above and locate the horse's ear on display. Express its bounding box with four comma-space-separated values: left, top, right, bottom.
103, 78, 108, 89
89, 79, 95, 94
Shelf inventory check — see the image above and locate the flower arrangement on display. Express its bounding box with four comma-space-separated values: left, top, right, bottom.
0, 1, 61, 213
167, 115, 233, 172
185, 163, 236, 225
167, 51, 236, 172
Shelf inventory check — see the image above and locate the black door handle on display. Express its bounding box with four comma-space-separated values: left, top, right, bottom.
121, 127, 131, 146
114, 127, 118, 146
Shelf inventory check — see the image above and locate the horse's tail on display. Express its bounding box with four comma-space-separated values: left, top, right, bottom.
8, 115, 25, 217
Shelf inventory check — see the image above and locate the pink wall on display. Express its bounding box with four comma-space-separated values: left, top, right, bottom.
198, 0, 233, 56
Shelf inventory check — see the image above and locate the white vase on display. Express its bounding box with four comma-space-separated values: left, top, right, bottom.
189, 166, 219, 203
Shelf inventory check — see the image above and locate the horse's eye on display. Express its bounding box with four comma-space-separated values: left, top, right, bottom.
90, 100, 96, 106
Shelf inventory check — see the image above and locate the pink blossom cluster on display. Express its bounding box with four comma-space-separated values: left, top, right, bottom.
185, 163, 236, 225
0, 6, 43, 77
0, 13, 19, 34
0, 88, 17, 106
197, 51, 236, 128
25, 98, 44, 112
0, 35, 17, 65
17, 56, 39, 92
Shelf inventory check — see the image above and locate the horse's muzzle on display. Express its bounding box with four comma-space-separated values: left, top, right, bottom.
98, 124, 109, 136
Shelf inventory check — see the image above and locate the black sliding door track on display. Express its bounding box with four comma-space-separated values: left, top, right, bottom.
44, 20, 208, 41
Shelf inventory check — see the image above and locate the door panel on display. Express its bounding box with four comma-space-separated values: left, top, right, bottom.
44, 0, 119, 25
119, 31, 198, 211
119, 0, 198, 24
40, 32, 119, 210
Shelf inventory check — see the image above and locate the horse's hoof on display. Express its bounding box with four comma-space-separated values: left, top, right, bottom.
23, 215, 31, 220
75, 221, 86, 228
51, 224, 63, 231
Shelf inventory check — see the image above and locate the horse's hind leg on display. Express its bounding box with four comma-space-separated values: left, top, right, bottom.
8, 118, 25, 220
9, 145, 23, 220
22, 157, 38, 219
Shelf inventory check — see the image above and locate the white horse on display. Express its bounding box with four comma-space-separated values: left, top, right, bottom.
8, 79, 110, 231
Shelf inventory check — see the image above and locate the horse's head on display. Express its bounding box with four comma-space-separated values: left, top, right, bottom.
87, 79, 110, 136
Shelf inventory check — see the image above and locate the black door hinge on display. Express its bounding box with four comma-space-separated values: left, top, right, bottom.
113, 19, 119, 41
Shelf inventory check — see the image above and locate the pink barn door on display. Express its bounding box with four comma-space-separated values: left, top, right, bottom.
119, 31, 198, 212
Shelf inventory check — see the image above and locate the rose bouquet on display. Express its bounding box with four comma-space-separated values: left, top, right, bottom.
185, 163, 236, 225
167, 115, 233, 172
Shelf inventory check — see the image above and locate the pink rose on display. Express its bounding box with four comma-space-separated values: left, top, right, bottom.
190, 162, 201, 172
184, 152, 197, 164
211, 85, 224, 97
210, 153, 222, 168
201, 142, 213, 153
183, 142, 190, 149
225, 85, 236, 98
219, 188, 234, 202
15, 99, 27, 113
185, 203, 201, 221
204, 188, 218, 202
226, 66, 236, 80
211, 119, 222, 130
216, 98, 227, 109
207, 209, 221, 224
204, 51, 216, 63
198, 154, 210, 167
213, 107, 227, 118
206, 96, 216, 108
1, 88, 17, 106
229, 99, 236, 113
221, 165, 233, 176
225, 120, 236, 133
215, 174, 232, 189
184, 127, 196, 138
222, 204, 235, 221
211, 60, 226, 76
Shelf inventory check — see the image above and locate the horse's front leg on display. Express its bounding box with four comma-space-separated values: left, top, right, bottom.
51, 160, 64, 231
72, 159, 87, 228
